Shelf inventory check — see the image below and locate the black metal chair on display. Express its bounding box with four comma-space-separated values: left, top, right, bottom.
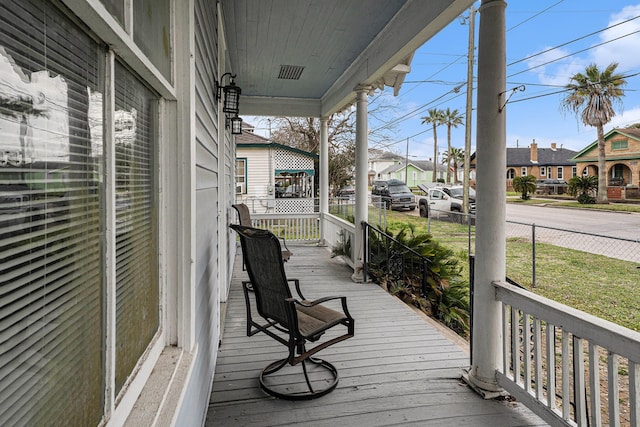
232, 203, 291, 261
230, 224, 355, 400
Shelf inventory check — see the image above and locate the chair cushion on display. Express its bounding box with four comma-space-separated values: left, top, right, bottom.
296, 302, 347, 339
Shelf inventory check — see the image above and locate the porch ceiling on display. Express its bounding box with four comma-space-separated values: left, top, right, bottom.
220, 0, 474, 117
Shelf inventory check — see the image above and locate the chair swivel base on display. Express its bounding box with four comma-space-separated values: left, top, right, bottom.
259, 356, 339, 400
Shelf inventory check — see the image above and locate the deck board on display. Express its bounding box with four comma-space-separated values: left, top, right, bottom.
207, 244, 548, 426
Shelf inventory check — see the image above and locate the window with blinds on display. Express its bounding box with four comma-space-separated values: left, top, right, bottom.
0, 1, 104, 424
114, 61, 159, 395
0, 0, 161, 422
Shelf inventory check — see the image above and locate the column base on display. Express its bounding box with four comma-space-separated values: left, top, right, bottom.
350, 261, 364, 283
462, 368, 508, 399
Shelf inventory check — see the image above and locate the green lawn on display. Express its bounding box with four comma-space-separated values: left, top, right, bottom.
366, 208, 640, 332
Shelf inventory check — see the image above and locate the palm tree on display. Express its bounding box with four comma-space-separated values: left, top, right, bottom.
441, 147, 465, 184
421, 108, 444, 182
512, 175, 536, 200
568, 175, 598, 204
561, 63, 626, 203
441, 108, 464, 184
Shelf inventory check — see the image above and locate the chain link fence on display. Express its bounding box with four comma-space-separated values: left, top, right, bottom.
504, 220, 640, 287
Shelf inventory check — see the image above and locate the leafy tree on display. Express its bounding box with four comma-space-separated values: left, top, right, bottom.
441, 108, 463, 184
270, 113, 355, 195
568, 175, 598, 204
421, 108, 444, 182
513, 174, 536, 200
561, 63, 626, 203
441, 147, 465, 184
268, 92, 399, 195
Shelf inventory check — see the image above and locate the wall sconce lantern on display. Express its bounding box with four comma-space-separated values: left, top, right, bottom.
216, 72, 241, 115
230, 115, 243, 135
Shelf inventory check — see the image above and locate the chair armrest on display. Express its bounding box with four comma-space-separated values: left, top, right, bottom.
286, 295, 353, 321
287, 278, 306, 300
287, 295, 346, 307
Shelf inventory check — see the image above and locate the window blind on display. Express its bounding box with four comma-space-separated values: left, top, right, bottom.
0, 1, 104, 424
113, 61, 159, 395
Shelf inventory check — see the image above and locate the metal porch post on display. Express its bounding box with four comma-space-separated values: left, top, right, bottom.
466, 0, 507, 394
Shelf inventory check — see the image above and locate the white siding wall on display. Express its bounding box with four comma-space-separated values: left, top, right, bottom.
175, 0, 222, 425
237, 147, 272, 198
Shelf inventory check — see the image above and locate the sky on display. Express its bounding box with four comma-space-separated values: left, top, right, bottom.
249, 1, 640, 160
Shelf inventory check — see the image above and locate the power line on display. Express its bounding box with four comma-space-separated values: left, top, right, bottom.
505, 70, 640, 106
508, 13, 640, 67
507, 0, 565, 32
369, 6, 640, 144
508, 28, 640, 78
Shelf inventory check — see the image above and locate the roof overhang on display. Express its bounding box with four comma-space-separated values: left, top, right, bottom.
220, 0, 474, 117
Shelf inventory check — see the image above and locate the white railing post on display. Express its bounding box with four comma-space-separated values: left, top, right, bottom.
495, 281, 640, 426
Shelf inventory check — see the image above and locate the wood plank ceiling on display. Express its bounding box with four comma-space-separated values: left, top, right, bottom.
220, 0, 474, 117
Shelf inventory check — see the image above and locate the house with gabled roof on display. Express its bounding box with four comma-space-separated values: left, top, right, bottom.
571, 127, 640, 199
367, 149, 404, 185
377, 159, 446, 186
235, 125, 317, 212
471, 142, 578, 191
505, 142, 578, 182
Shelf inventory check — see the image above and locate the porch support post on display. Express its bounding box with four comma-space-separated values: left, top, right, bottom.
466, 0, 507, 394
352, 84, 371, 282
318, 116, 329, 246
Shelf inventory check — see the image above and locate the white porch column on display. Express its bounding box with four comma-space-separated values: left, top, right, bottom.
352, 85, 370, 282
318, 116, 329, 246
466, 0, 507, 394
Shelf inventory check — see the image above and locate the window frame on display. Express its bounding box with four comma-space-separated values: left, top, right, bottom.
235, 158, 247, 194
611, 140, 628, 150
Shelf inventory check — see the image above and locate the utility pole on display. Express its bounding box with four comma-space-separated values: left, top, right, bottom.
404, 137, 409, 184
462, 4, 476, 215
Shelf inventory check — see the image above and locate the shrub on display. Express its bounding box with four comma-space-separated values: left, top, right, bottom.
366, 225, 470, 337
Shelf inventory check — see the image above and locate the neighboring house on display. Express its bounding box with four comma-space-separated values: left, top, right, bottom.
377, 159, 446, 186
571, 127, 640, 200
367, 149, 404, 185
470, 142, 578, 190
236, 125, 317, 212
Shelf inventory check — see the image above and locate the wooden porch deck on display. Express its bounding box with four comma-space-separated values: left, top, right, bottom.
206, 244, 547, 426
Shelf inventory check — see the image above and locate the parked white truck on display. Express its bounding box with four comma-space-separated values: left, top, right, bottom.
415, 183, 476, 218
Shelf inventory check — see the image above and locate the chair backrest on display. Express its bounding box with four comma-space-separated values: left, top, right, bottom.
230, 224, 292, 327
232, 203, 252, 227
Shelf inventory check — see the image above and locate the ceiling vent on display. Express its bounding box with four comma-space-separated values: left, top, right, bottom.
278, 65, 305, 80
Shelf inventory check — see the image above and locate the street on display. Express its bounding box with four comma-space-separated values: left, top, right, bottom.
505, 203, 640, 241
505, 203, 640, 264
407, 202, 640, 263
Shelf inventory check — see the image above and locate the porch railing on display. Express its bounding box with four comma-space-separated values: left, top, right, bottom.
322, 213, 356, 265
248, 212, 320, 242
361, 221, 431, 297
495, 280, 640, 427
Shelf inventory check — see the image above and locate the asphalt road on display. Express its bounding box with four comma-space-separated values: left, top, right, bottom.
505, 203, 640, 263
406, 202, 640, 263
505, 203, 640, 240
